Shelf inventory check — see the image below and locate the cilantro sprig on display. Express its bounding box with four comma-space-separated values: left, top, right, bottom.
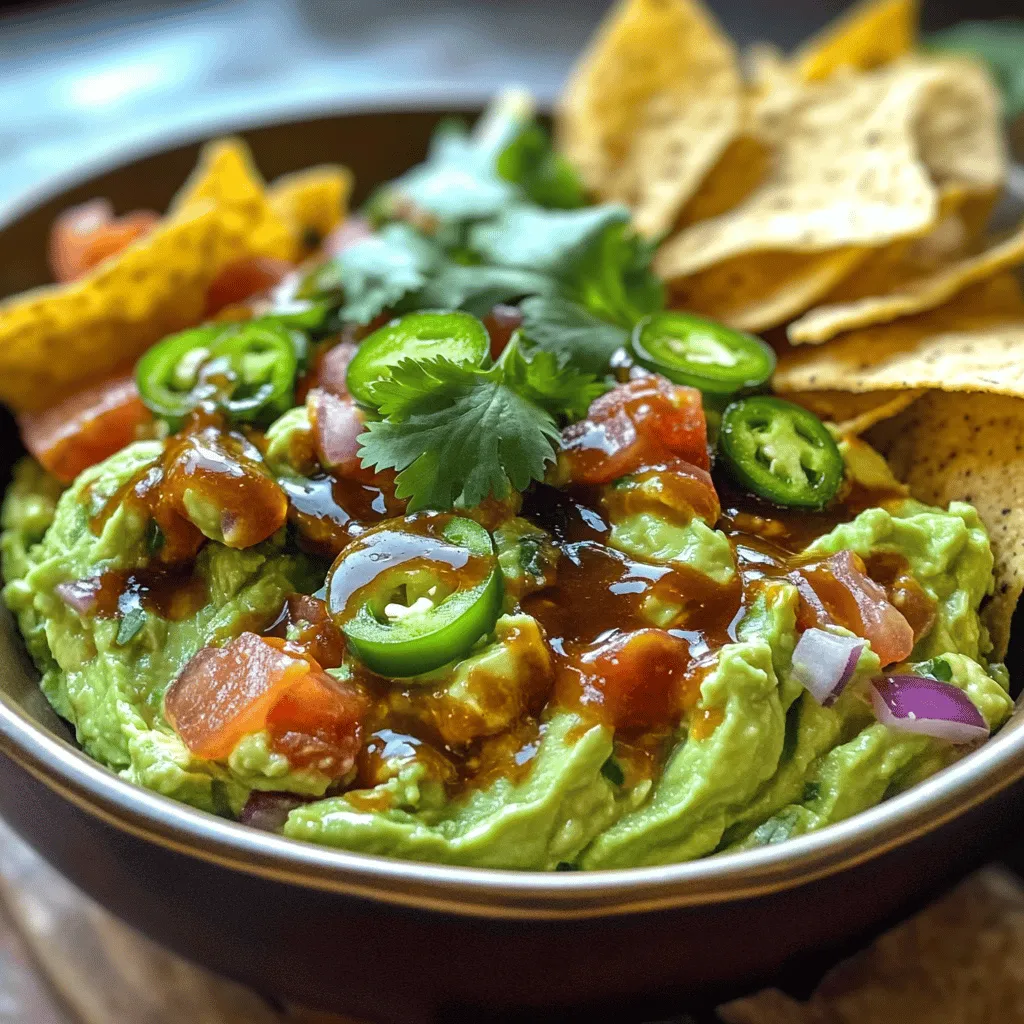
357, 338, 603, 511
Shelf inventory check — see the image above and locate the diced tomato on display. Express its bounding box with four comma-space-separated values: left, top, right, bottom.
556, 628, 692, 730
48, 200, 159, 283
205, 257, 293, 316
308, 388, 365, 476
19, 373, 151, 484
792, 551, 915, 667
482, 304, 523, 360
561, 376, 710, 485
164, 632, 367, 776
324, 216, 373, 256
314, 341, 358, 399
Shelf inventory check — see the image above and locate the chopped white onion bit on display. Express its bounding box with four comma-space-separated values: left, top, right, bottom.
871, 674, 989, 744
791, 628, 866, 707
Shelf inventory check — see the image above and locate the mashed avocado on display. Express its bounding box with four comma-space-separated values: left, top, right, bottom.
1, 430, 1011, 868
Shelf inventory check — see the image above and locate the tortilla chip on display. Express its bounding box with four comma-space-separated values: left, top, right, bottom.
675, 131, 772, 228
775, 274, 1024, 398
875, 391, 1024, 658
656, 58, 1004, 281
172, 138, 296, 262
0, 205, 255, 412
556, 0, 743, 238
786, 389, 923, 436
269, 165, 353, 257
795, 0, 919, 82
667, 247, 868, 332
789, 216, 1024, 344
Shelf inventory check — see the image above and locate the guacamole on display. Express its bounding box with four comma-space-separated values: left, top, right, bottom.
0, 93, 1014, 872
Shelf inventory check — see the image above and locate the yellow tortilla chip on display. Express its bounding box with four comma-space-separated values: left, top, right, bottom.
667, 247, 867, 332
172, 138, 296, 262
269, 165, 353, 257
786, 389, 923, 436
0, 205, 254, 412
875, 391, 1024, 658
676, 131, 771, 228
656, 57, 1004, 281
789, 217, 1024, 344
775, 275, 1024, 398
556, 0, 743, 238
795, 0, 918, 82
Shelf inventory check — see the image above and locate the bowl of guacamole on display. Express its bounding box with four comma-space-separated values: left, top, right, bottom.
0, 0, 1023, 1016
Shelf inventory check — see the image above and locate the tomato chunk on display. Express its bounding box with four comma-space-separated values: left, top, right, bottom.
48, 199, 159, 283
205, 257, 293, 316
561, 376, 709, 484
482, 304, 523, 360
556, 628, 692, 730
165, 632, 367, 776
19, 373, 151, 484
792, 551, 915, 667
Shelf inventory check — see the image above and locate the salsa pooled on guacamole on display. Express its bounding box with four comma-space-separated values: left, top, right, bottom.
2, 0, 1023, 870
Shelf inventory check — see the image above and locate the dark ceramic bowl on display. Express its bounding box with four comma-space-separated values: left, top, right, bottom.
0, 102, 1022, 1024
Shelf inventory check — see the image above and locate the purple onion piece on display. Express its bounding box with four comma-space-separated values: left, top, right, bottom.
55, 578, 102, 615
871, 674, 989, 744
238, 791, 307, 833
791, 628, 866, 707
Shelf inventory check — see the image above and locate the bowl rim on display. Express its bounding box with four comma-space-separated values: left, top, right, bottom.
0, 97, 1022, 922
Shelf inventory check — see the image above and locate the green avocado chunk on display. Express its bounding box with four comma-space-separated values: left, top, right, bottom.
284, 711, 618, 869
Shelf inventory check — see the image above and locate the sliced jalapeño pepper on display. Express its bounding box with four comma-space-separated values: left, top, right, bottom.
631, 311, 775, 396
326, 513, 503, 678
719, 396, 843, 509
137, 318, 300, 427
346, 310, 489, 406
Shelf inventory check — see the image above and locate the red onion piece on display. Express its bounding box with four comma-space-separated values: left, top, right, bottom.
55, 578, 102, 615
238, 791, 307, 833
316, 341, 358, 399
309, 388, 364, 474
871, 674, 989, 744
791, 628, 866, 707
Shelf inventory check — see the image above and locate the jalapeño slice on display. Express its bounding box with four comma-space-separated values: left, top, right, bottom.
630, 311, 775, 396
719, 396, 843, 509
137, 318, 300, 427
327, 514, 503, 678
346, 310, 490, 406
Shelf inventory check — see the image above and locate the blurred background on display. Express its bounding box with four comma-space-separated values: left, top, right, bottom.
0, 0, 1021, 209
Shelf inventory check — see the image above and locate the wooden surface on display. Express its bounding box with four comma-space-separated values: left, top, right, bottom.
2, 814, 1024, 1023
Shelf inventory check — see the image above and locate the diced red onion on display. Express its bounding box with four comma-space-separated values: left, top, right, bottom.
309, 388, 364, 474
55, 578, 102, 615
791, 628, 865, 707
871, 674, 989, 744
238, 791, 307, 833
316, 341, 358, 399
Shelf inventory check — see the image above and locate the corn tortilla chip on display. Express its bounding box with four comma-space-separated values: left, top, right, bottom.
172, 138, 296, 262
775, 275, 1024, 398
789, 217, 1024, 344
795, 0, 919, 82
873, 391, 1024, 658
786, 389, 923, 436
269, 165, 353, 257
667, 247, 868, 332
0, 205, 254, 412
557, 0, 743, 238
656, 58, 1004, 281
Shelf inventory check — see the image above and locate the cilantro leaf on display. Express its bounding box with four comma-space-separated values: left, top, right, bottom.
519, 296, 630, 375
496, 122, 587, 209
916, 657, 954, 683
358, 358, 559, 510
470, 204, 630, 274
500, 338, 605, 421
312, 223, 442, 325
414, 263, 555, 316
